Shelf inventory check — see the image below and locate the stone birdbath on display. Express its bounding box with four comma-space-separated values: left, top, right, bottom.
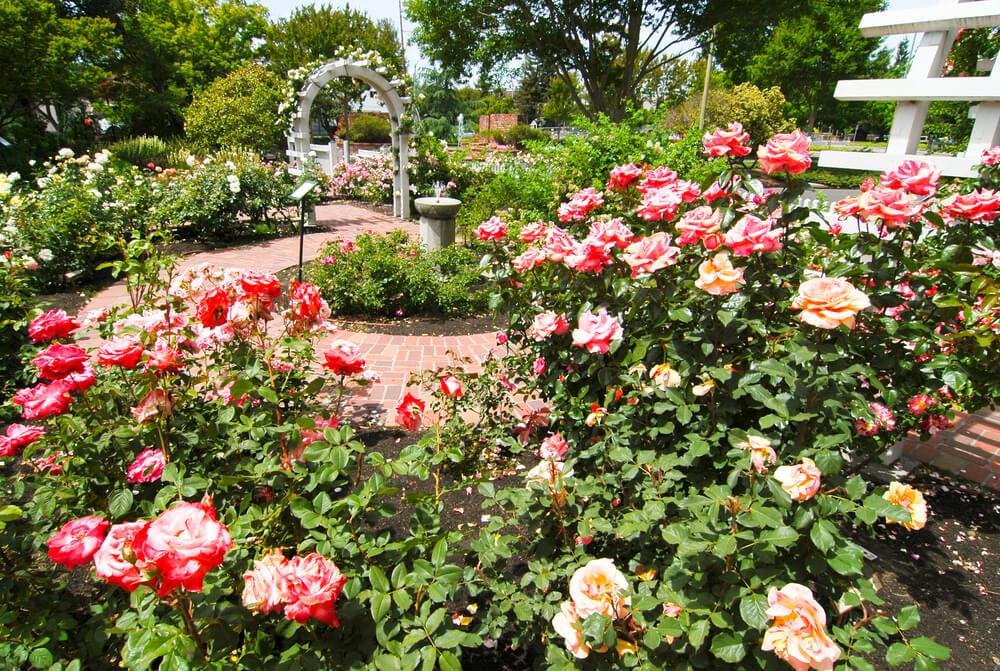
414, 189, 461, 251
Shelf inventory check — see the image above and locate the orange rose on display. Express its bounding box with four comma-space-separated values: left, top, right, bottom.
695, 251, 744, 296
569, 558, 631, 619
882, 481, 927, 530
791, 277, 870, 329
763, 583, 841, 671
773, 457, 821, 501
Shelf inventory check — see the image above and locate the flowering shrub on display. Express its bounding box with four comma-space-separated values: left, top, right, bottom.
327, 153, 394, 203
0, 253, 483, 669
467, 132, 997, 668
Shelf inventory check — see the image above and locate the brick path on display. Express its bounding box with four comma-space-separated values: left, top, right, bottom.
80, 203, 1000, 491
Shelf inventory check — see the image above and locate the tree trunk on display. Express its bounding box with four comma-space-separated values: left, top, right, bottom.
806, 107, 817, 134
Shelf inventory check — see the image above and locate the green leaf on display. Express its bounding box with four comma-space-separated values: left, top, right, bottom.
371, 593, 390, 621
739, 593, 769, 630
435, 629, 467, 649
28, 647, 53, 669
845, 475, 867, 499
910, 637, 950, 660
897, 605, 920, 631
439, 650, 462, 671
0, 505, 23, 522
369, 566, 390, 592
886, 642, 915, 666
687, 619, 710, 648
760, 526, 799, 547
710, 632, 746, 663
809, 519, 837, 553
109, 489, 134, 519
432, 538, 448, 567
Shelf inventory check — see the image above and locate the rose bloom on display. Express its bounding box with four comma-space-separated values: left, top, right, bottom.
569, 558, 631, 619
702, 122, 751, 157
290, 281, 326, 322
564, 237, 614, 273
12, 379, 76, 420
242, 550, 290, 614
650, 363, 681, 389
551, 600, 592, 659
558, 187, 604, 222
239, 271, 282, 301
28, 309, 80, 343
47, 515, 109, 569
525, 459, 572, 487
195, 287, 231, 328
133, 496, 233, 595
529, 311, 570, 341
724, 215, 782, 256
762, 583, 841, 671
870, 401, 896, 430
880, 159, 940, 196
395, 392, 425, 431
856, 186, 922, 227
33, 343, 88, 380
941, 189, 1000, 223
65, 362, 95, 393
773, 457, 822, 501
792, 277, 870, 329
519, 220, 548, 243
622, 232, 680, 278
695, 251, 744, 296
283, 553, 348, 626
97, 336, 145, 369
585, 403, 607, 426
532, 356, 546, 375
572, 308, 624, 354
512, 247, 548, 272
606, 163, 643, 191
638, 166, 678, 192
144, 342, 184, 374
126, 448, 166, 483
299, 417, 340, 448
907, 393, 935, 416
131, 388, 173, 424
322, 340, 366, 376
739, 435, 777, 473
589, 218, 634, 249
981, 145, 1000, 166
539, 433, 569, 460
883, 481, 928, 531
93, 521, 154, 591
440, 374, 463, 398
637, 184, 684, 222
676, 205, 722, 249
543, 226, 577, 262
757, 130, 812, 175
703, 180, 730, 203
0, 423, 45, 457
475, 216, 508, 241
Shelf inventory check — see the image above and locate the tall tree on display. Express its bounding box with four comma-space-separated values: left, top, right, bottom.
406, 0, 797, 122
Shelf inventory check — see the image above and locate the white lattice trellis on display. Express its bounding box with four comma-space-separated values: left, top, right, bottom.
820, 0, 1000, 177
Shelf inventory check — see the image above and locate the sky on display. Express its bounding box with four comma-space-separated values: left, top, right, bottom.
257, 0, 946, 76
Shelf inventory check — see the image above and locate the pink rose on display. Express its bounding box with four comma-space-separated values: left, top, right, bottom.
47, 515, 109, 569
11, 379, 76, 420
724, 214, 782, 256
588, 218, 633, 249
757, 130, 812, 175
880, 159, 940, 196
529, 311, 570, 341
518, 220, 548, 243
0, 423, 45, 457
97, 336, 145, 369
475, 216, 508, 241
28, 309, 80, 343
569, 558, 631, 619
622, 232, 680, 278
980, 146, 1000, 166
557, 187, 604, 222
695, 251, 744, 296
299, 417, 340, 449
564, 237, 613, 273
532, 356, 547, 376
773, 457, 822, 501
571, 308, 624, 354
93, 521, 154, 591
543, 226, 577, 262
855, 186, 923, 227
32, 343, 88, 380
638, 166, 678, 193
126, 448, 166, 483
512, 247, 547, 272
941, 190, 1000, 222
283, 553, 348, 626
703, 181, 729, 203
702, 122, 751, 157
242, 550, 290, 614
440, 374, 463, 398
606, 163, 643, 191
763, 583, 840, 671
131, 389, 173, 424
133, 496, 233, 595
539, 433, 568, 460
792, 277, 870, 329
395, 392, 425, 431
551, 601, 591, 659
637, 185, 684, 222
676, 206, 722, 249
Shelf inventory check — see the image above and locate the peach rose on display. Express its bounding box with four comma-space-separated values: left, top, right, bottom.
762, 583, 840, 671
525, 459, 572, 488
791, 277, 870, 329
757, 130, 812, 175
529, 311, 570, 340
695, 251, 744, 296
676, 205, 722, 249
856, 186, 923, 227
622, 232, 680, 277
739, 435, 777, 473
773, 457, 822, 501
242, 550, 290, 614
882, 481, 928, 531
571, 308, 624, 354
569, 558, 631, 619
650, 363, 681, 389
131, 388, 173, 424
724, 214, 782, 256
551, 600, 591, 659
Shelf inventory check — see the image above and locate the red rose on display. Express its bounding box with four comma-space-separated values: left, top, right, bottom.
440, 375, 463, 398
239, 271, 281, 301
33, 343, 89, 380
0, 423, 45, 457
282, 553, 348, 626
97, 337, 145, 369
93, 521, 154, 591
395, 392, 425, 431
291, 282, 325, 322
322, 340, 366, 376
11, 379, 76, 419
28, 310, 80, 343
144, 342, 184, 374
606, 163, 643, 191
195, 288, 231, 328
47, 515, 109, 569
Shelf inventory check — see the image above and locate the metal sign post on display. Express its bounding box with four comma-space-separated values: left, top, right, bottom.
288, 179, 320, 283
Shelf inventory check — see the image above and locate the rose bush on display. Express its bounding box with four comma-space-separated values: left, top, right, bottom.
462, 132, 997, 668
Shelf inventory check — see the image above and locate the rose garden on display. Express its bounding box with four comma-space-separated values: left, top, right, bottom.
2, 1, 999, 670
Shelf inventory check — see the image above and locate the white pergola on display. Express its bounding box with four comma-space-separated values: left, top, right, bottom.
820, 0, 1000, 177
287, 60, 411, 219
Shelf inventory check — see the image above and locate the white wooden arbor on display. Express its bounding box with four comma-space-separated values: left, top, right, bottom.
820, 0, 1000, 177
287, 60, 411, 219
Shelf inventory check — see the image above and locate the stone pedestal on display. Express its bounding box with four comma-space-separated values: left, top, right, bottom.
414, 197, 461, 251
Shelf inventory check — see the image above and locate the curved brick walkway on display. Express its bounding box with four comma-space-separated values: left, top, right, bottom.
81, 203, 500, 425
80, 203, 1000, 490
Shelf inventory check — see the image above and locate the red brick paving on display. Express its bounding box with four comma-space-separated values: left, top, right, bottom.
79, 203, 1000, 490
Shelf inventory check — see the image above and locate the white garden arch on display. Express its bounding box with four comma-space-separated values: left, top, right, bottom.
287, 60, 411, 218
